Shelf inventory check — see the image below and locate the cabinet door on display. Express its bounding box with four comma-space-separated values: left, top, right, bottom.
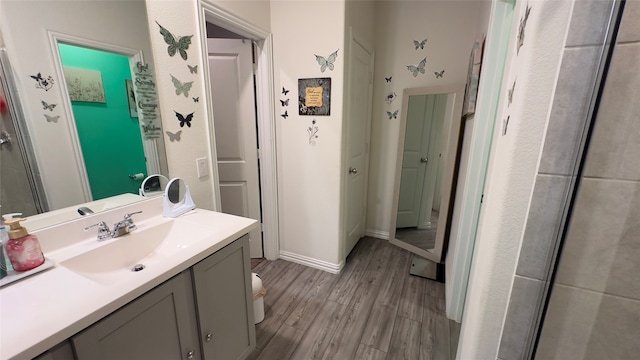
33, 341, 75, 360
72, 271, 200, 360
192, 235, 255, 360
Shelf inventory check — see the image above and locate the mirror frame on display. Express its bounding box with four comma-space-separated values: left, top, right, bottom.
389, 84, 465, 263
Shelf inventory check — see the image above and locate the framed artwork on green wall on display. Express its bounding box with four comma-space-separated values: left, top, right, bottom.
125, 79, 138, 118
63, 66, 106, 103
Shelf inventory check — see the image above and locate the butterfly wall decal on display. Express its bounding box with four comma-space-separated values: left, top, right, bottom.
187, 64, 198, 74
406, 58, 427, 77
282, 87, 290, 95
387, 110, 399, 119
315, 49, 338, 73
502, 115, 510, 136
156, 21, 193, 60
170, 75, 193, 97
30, 73, 54, 91
508, 79, 516, 107
434, 70, 445, 78
385, 92, 397, 104
44, 114, 59, 123
166, 130, 182, 142
385, 76, 392, 83
517, 4, 532, 54
136, 62, 149, 73
193, 97, 199, 103
414, 39, 427, 50
41, 100, 57, 111
280, 99, 289, 107
174, 111, 194, 127
281, 110, 288, 119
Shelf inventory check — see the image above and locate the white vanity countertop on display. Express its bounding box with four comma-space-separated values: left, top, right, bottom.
0, 200, 257, 360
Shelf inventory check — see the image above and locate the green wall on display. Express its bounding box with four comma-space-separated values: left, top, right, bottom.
58, 43, 146, 200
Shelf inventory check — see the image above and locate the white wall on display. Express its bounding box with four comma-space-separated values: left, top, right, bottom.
144, 0, 271, 212
366, 0, 490, 239
457, 0, 574, 357
271, 1, 347, 270
0, 0, 156, 210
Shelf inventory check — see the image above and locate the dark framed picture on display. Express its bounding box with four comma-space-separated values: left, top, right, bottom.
125, 79, 138, 118
298, 77, 331, 116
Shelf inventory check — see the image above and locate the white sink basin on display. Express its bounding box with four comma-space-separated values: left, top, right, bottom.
59, 219, 209, 284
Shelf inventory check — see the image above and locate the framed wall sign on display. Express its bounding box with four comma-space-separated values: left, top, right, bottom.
298, 77, 331, 116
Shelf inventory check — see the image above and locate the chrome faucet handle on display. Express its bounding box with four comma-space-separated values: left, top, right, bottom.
84, 221, 112, 241
123, 211, 143, 230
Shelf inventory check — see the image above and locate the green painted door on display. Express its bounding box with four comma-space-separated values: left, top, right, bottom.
58, 43, 146, 200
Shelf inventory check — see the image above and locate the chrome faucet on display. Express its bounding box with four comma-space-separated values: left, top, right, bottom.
112, 211, 142, 237
84, 211, 143, 241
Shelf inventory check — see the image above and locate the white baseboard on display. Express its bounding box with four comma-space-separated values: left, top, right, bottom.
279, 251, 344, 274
365, 229, 390, 240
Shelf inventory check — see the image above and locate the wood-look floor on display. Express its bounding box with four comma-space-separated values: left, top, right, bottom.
249, 237, 461, 360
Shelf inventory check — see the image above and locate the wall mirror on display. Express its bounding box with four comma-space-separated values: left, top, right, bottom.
0, 0, 168, 231
389, 85, 465, 264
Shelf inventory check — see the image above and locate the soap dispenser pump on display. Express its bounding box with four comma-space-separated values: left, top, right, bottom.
4, 218, 45, 272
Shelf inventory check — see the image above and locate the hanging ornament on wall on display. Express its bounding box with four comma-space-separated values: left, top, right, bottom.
434, 70, 445, 79
187, 64, 198, 74
387, 110, 399, 120
385, 76, 392, 83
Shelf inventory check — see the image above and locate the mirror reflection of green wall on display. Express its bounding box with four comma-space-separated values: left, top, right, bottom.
58, 43, 146, 200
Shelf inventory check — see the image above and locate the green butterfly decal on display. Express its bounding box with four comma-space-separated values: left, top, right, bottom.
156, 21, 193, 60
406, 57, 427, 77
170, 75, 193, 97
387, 110, 399, 119
315, 49, 338, 72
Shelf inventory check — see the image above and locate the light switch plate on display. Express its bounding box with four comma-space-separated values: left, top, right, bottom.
196, 157, 208, 178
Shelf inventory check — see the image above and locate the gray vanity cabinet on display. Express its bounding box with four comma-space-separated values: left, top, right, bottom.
66, 235, 254, 360
71, 270, 201, 360
192, 235, 256, 360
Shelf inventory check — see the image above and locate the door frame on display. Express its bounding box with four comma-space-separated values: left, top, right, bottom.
198, 1, 279, 260
341, 28, 374, 260
47, 31, 161, 202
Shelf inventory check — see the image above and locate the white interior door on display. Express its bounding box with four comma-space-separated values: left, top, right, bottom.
207, 38, 262, 258
396, 95, 434, 228
344, 34, 374, 257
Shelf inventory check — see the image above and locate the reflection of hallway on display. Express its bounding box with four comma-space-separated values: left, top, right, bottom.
396, 210, 439, 250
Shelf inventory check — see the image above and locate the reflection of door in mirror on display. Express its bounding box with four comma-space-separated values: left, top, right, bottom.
58, 43, 147, 200
390, 85, 464, 265
396, 94, 448, 251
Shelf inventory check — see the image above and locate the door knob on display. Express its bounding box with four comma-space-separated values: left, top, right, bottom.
349, 167, 358, 174
420, 157, 428, 163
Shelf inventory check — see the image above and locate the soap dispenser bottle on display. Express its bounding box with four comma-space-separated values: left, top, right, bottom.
4, 217, 45, 272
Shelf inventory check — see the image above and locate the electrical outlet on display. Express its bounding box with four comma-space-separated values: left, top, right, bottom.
196, 157, 208, 178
